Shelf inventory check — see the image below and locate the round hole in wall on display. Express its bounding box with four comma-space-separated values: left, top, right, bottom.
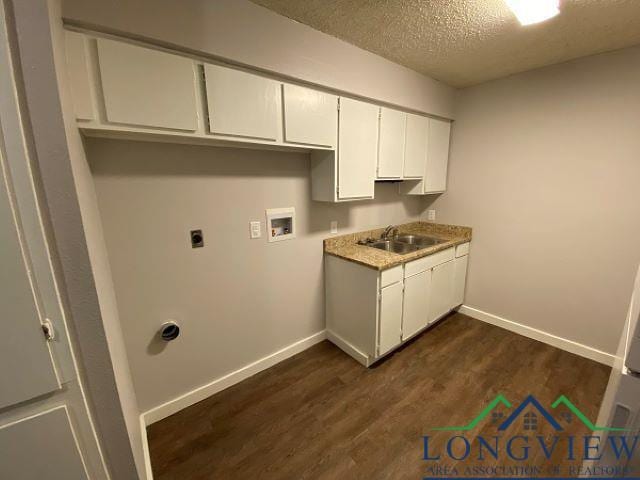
160, 322, 180, 341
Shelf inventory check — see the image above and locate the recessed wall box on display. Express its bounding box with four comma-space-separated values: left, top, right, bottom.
266, 207, 296, 243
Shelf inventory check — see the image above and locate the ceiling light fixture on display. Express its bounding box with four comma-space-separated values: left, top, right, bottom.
506, 0, 560, 25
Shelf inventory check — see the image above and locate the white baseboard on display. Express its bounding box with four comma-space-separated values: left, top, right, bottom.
326, 330, 370, 366
142, 330, 327, 425
458, 305, 615, 366
139, 415, 154, 480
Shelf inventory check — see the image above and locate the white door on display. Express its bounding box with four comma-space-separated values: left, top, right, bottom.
96, 38, 198, 131
402, 270, 431, 340
337, 97, 378, 200
378, 282, 403, 356
453, 255, 469, 308
377, 107, 405, 179
424, 118, 451, 193
204, 64, 279, 140
0, 407, 88, 480
403, 113, 428, 179
282, 84, 337, 147
428, 260, 455, 324
0, 153, 59, 409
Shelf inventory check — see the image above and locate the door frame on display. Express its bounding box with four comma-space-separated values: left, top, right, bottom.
4, 0, 141, 478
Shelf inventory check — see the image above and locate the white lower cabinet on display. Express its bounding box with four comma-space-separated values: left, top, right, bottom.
326, 242, 469, 367
453, 254, 469, 307
402, 269, 431, 340
428, 259, 455, 324
378, 281, 403, 355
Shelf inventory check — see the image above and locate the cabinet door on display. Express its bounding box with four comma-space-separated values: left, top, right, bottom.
338, 97, 378, 200
424, 118, 451, 193
204, 64, 279, 140
378, 282, 403, 356
96, 38, 198, 131
453, 255, 469, 308
402, 270, 431, 340
0, 407, 88, 480
282, 84, 337, 147
377, 107, 405, 179
64, 31, 94, 121
0, 155, 59, 409
403, 113, 428, 179
428, 260, 455, 324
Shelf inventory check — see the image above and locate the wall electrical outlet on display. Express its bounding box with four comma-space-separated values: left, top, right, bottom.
427, 210, 436, 221
190, 229, 204, 248
330, 220, 338, 234
249, 221, 261, 239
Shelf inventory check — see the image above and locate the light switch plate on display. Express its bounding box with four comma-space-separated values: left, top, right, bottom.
250, 221, 261, 239
427, 210, 436, 221
330, 221, 338, 234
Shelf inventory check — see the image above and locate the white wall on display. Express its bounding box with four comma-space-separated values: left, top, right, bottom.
432, 45, 640, 355
60, 0, 454, 119
88, 139, 428, 412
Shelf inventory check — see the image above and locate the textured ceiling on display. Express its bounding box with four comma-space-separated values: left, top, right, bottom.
250, 0, 640, 87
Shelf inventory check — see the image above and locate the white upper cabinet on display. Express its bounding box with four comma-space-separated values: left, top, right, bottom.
403, 113, 429, 179
424, 118, 451, 193
399, 117, 452, 195
377, 107, 405, 179
204, 64, 279, 141
65, 31, 455, 202
282, 84, 337, 148
96, 38, 198, 131
64, 31, 94, 121
338, 97, 379, 200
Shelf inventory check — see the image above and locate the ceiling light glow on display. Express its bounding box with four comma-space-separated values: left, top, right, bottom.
506, 0, 560, 25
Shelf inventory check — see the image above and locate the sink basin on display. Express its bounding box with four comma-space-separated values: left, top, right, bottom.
369, 240, 420, 254
394, 234, 446, 247
363, 234, 447, 255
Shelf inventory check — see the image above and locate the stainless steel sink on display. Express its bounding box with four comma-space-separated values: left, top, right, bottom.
365, 234, 447, 254
369, 240, 420, 254
394, 234, 446, 247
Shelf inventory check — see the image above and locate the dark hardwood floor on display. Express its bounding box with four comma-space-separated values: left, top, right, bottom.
147, 313, 611, 479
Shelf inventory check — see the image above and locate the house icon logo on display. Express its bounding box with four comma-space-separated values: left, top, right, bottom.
423, 394, 637, 476
432, 393, 628, 432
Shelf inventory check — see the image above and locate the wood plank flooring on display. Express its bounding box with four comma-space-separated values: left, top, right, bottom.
147, 313, 611, 479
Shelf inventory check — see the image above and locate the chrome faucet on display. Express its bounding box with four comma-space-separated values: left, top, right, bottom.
381, 225, 398, 240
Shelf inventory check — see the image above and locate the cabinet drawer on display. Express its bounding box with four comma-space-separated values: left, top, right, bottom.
380, 265, 403, 288
404, 247, 455, 278
455, 242, 470, 258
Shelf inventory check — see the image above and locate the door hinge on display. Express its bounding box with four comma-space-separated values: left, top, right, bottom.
337, 99, 340, 112
41, 319, 55, 341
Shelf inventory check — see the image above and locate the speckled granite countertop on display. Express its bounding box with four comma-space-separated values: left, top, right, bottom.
324, 221, 472, 270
